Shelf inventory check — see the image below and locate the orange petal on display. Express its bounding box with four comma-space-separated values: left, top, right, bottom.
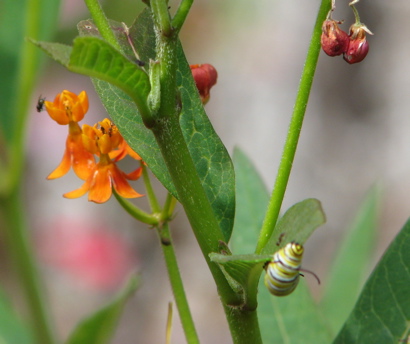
111, 165, 143, 199
125, 167, 142, 181
63, 178, 92, 199
45, 102, 69, 125
71, 101, 86, 122
87, 165, 113, 203
47, 149, 71, 179
125, 143, 142, 161
67, 133, 96, 180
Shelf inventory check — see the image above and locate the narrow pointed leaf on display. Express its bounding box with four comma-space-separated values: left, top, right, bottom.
333, 219, 410, 344
261, 198, 326, 254
321, 186, 381, 336
65, 276, 139, 344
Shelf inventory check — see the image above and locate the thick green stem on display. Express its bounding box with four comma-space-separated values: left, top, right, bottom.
1, 190, 55, 344
157, 224, 200, 344
255, 0, 331, 254
152, 116, 261, 344
150, 3, 262, 343
84, 0, 121, 51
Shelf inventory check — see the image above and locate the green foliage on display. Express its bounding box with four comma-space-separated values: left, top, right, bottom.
31, 37, 151, 118
320, 186, 381, 336
258, 279, 332, 344
231, 147, 270, 254
333, 219, 410, 344
65, 276, 139, 344
0, 0, 60, 143
0, 289, 33, 344
76, 10, 235, 241
210, 253, 270, 309
261, 198, 326, 254
214, 149, 327, 317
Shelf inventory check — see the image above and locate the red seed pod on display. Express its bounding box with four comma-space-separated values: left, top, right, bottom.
321, 19, 349, 57
190, 64, 218, 104
343, 23, 372, 64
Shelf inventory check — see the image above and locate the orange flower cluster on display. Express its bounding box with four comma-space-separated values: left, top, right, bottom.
44, 90, 143, 203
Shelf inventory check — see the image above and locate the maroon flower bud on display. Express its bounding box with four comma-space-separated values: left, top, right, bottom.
343, 23, 372, 64
190, 64, 218, 104
321, 19, 349, 57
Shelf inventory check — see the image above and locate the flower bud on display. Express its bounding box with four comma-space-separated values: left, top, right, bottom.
190, 64, 218, 104
321, 19, 349, 57
343, 23, 372, 64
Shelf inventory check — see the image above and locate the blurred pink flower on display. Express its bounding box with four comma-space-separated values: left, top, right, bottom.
37, 217, 138, 291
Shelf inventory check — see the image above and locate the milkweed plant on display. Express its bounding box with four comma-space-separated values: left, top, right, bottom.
1, 0, 409, 343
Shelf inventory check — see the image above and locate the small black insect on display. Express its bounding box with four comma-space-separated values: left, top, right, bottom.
36, 95, 46, 112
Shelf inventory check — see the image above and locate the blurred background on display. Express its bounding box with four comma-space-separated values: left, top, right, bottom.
2, 0, 410, 342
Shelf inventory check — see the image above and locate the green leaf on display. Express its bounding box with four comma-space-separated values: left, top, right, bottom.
209, 252, 271, 309
258, 279, 332, 344
230, 147, 270, 254
177, 45, 235, 241
65, 276, 139, 344
77, 11, 236, 241
320, 186, 381, 336
261, 198, 326, 254
32, 37, 151, 118
333, 219, 410, 344
0, 289, 33, 344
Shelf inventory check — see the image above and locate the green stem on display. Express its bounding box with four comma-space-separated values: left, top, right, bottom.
162, 193, 177, 220
0, 190, 55, 344
350, 5, 361, 23
172, 0, 194, 32
255, 0, 331, 254
151, 0, 172, 36
141, 162, 161, 213
152, 115, 261, 344
84, 0, 121, 51
113, 191, 159, 226
157, 224, 200, 344
150, 3, 262, 343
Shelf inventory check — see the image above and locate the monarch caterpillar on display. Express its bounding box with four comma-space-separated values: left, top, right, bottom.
264, 242, 320, 296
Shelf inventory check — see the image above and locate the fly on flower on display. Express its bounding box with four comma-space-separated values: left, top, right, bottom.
44, 90, 95, 180
36, 95, 46, 112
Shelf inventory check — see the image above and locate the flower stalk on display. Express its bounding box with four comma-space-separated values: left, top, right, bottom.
255, 0, 331, 254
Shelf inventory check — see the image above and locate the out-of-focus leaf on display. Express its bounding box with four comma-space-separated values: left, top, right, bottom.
258, 278, 332, 344
320, 186, 381, 336
65, 276, 139, 344
230, 147, 270, 254
209, 253, 271, 309
0, 289, 33, 344
333, 219, 410, 344
78, 10, 236, 241
0, 0, 60, 143
261, 198, 326, 254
